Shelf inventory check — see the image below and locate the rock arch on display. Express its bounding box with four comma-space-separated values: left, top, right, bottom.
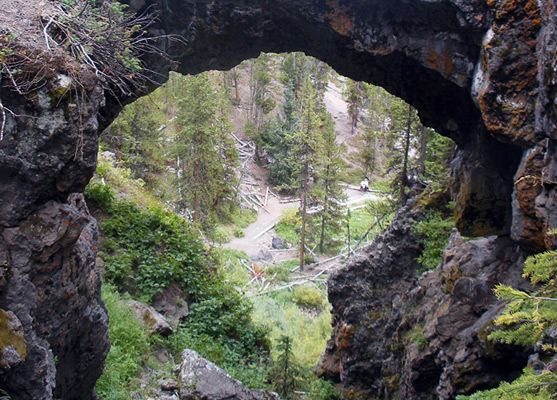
0, 0, 555, 398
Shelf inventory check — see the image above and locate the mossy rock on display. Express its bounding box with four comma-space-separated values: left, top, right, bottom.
0, 309, 26, 369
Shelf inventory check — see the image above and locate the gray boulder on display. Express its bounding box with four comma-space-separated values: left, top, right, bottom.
128, 300, 173, 337
179, 349, 279, 400
152, 283, 190, 325
271, 237, 286, 250
251, 249, 273, 263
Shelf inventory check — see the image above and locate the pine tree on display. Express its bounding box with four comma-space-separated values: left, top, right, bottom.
344, 80, 367, 134
173, 73, 237, 229
357, 84, 391, 175
213, 86, 240, 217
253, 81, 299, 187
385, 98, 420, 203
458, 248, 557, 399
101, 97, 165, 184
249, 54, 276, 128
286, 77, 322, 269
312, 113, 346, 254
267, 336, 305, 400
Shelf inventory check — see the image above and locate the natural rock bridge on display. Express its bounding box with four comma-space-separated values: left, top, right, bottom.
0, 0, 555, 398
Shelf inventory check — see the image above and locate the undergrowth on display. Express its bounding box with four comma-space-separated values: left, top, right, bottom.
85, 181, 268, 367
413, 203, 455, 272
96, 285, 150, 399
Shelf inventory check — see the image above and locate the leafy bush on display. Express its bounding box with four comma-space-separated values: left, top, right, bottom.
293, 285, 326, 310
234, 227, 245, 238
96, 285, 151, 399
86, 182, 267, 363
275, 207, 301, 244
251, 290, 332, 370
209, 225, 232, 244
263, 260, 296, 283
87, 183, 209, 303
413, 207, 454, 272
212, 248, 251, 287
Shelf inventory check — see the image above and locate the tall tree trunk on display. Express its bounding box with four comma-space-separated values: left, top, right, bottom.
400, 104, 412, 204
319, 215, 326, 254
233, 67, 239, 103
248, 62, 255, 121
194, 167, 200, 223
419, 125, 427, 176
300, 189, 307, 271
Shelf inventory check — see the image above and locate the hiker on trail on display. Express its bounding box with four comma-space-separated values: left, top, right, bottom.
360, 177, 369, 192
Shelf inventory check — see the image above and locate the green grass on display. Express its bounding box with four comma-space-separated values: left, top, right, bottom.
275, 207, 301, 244
370, 178, 392, 192
343, 166, 365, 186
209, 225, 233, 244
251, 286, 331, 369
263, 259, 297, 283
212, 248, 251, 287
96, 285, 151, 400
229, 208, 258, 228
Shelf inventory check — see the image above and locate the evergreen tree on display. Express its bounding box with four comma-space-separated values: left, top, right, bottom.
101, 99, 163, 181
312, 114, 346, 254
384, 98, 420, 203
344, 80, 367, 134
280, 52, 307, 94
458, 248, 557, 400
213, 86, 240, 217
173, 73, 237, 229
267, 336, 305, 400
357, 84, 391, 175
253, 82, 299, 187
286, 77, 323, 269
249, 54, 276, 128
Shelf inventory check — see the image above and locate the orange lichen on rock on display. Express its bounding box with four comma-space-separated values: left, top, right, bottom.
443, 49, 454, 77
479, 0, 541, 145
427, 49, 440, 71
326, 0, 352, 36
336, 324, 355, 349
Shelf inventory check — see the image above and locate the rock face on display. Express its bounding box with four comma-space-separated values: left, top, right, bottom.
0, 195, 109, 400
318, 205, 531, 399
0, 0, 555, 398
178, 349, 280, 400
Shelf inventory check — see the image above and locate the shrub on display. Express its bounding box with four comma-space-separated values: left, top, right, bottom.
293, 285, 326, 310
229, 208, 257, 229
212, 248, 251, 287
413, 207, 454, 272
86, 183, 210, 303
209, 225, 232, 244
263, 260, 296, 283
275, 207, 301, 244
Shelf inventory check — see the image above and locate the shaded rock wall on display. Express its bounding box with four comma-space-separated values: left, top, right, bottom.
0, 0, 555, 398
0, 72, 108, 398
319, 205, 531, 399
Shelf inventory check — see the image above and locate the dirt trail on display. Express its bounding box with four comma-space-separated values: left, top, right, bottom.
223, 187, 380, 260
